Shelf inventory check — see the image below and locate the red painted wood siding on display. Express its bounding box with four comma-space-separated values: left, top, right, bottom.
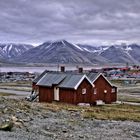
93, 75, 117, 103
75, 78, 94, 104
59, 88, 76, 104
59, 78, 95, 104
39, 86, 54, 102
111, 87, 117, 102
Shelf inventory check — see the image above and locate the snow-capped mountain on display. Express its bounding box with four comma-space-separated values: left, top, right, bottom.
77, 44, 140, 64
0, 43, 33, 59
13, 40, 93, 64
1, 40, 140, 65
99, 45, 138, 63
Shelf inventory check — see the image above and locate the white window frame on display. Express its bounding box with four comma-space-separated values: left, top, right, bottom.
111, 88, 115, 93
82, 88, 86, 94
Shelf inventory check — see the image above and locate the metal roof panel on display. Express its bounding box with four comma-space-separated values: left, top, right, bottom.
37, 73, 66, 87
59, 74, 84, 89
33, 70, 48, 83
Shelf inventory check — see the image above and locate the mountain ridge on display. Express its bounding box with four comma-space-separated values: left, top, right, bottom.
0, 40, 140, 65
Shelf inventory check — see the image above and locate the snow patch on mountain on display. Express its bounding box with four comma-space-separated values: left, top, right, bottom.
125, 46, 132, 51
9, 44, 12, 51
71, 43, 84, 51
0, 43, 33, 59
82, 47, 91, 52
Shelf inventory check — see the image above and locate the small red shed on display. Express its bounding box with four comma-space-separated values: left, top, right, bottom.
87, 73, 117, 104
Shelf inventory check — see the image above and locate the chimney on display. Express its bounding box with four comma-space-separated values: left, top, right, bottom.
60, 66, 65, 72
78, 67, 83, 73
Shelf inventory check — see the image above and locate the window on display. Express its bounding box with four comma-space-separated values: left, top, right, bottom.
82, 88, 86, 94
94, 88, 97, 94
111, 88, 115, 93
104, 90, 107, 93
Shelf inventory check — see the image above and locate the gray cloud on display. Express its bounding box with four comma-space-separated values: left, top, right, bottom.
0, 0, 140, 45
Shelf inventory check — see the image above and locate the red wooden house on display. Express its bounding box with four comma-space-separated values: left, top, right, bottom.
35, 70, 117, 105
36, 72, 94, 104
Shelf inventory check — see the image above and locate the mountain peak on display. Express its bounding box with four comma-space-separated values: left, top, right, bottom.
0, 43, 33, 59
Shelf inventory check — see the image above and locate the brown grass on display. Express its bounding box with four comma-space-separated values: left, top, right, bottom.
0, 92, 16, 96
0, 81, 32, 87
40, 102, 140, 122
82, 104, 140, 122
118, 95, 140, 103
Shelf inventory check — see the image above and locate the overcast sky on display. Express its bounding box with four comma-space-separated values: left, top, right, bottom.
0, 0, 140, 45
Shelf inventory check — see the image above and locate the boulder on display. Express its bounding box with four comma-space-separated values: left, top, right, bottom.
0, 121, 14, 131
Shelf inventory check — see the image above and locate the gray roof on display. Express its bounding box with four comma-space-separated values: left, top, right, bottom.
58, 74, 84, 89
36, 70, 113, 89
33, 70, 48, 83
36, 71, 94, 89
87, 72, 115, 87
37, 72, 66, 87
86, 72, 99, 82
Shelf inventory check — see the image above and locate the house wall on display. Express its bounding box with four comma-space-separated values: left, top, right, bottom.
59, 78, 95, 105
39, 86, 54, 102
59, 88, 76, 104
110, 86, 117, 102
93, 75, 117, 103
75, 78, 95, 104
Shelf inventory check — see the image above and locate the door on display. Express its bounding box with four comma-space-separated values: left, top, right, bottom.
54, 87, 59, 101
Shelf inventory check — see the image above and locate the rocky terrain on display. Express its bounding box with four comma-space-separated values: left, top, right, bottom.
0, 96, 140, 140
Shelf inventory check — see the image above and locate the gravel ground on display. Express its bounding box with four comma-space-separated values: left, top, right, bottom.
0, 96, 140, 140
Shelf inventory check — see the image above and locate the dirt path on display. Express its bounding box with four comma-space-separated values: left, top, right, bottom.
0, 89, 30, 96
